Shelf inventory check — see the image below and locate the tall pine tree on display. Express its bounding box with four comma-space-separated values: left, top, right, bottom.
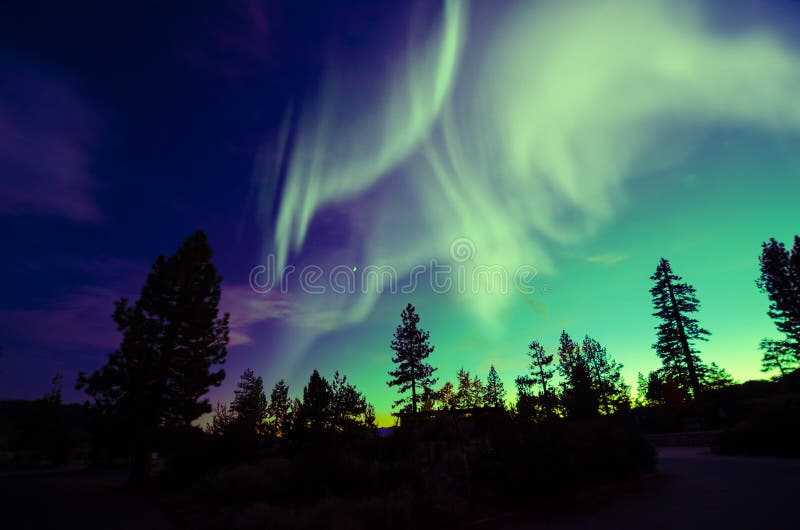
582, 336, 628, 414
299, 369, 333, 434
758, 237, 800, 369
650, 258, 708, 397
484, 365, 506, 409
267, 379, 292, 437
330, 371, 369, 431
387, 303, 437, 415
436, 381, 456, 410
78, 231, 229, 484
515, 340, 556, 421
455, 368, 473, 409
231, 368, 268, 434
557, 331, 597, 418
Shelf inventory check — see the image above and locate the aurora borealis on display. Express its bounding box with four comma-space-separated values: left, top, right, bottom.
2, 0, 800, 425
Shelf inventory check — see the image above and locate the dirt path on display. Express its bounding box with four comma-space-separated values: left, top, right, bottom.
505, 447, 800, 530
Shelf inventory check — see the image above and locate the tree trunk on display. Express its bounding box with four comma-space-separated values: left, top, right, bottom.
411, 374, 417, 415
666, 279, 701, 396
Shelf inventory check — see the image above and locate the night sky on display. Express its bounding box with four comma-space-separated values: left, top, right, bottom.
2, 0, 800, 425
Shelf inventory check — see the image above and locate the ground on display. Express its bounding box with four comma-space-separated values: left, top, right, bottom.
1, 448, 798, 529
497, 447, 800, 530
0, 467, 173, 530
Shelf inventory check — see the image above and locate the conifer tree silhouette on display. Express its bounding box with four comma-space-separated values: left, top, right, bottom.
650, 258, 708, 396
387, 303, 437, 415
758, 237, 800, 369
557, 331, 598, 418
484, 365, 507, 409
77, 231, 229, 484
515, 340, 557, 421
231, 368, 268, 434
267, 379, 292, 437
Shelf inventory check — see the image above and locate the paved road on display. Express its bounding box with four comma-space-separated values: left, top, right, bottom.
506, 447, 800, 530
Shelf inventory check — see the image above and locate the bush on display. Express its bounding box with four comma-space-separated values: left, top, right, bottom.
170, 414, 654, 530
713, 394, 800, 458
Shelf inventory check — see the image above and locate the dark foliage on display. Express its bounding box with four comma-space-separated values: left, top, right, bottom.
267, 379, 292, 438
76, 231, 230, 484
171, 412, 654, 530
515, 339, 557, 422
758, 237, 800, 346
714, 394, 800, 458
707, 368, 800, 457
582, 335, 630, 414
0, 377, 82, 468
230, 368, 269, 435
759, 339, 799, 377
298, 369, 333, 435
557, 331, 598, 419
454, 368, 483, 409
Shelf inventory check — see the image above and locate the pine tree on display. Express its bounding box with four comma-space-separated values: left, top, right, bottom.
436, 381, 456, 410
77, 231, 229, 484
289, 397, 302, 435
582, 336, 629, 414
231, 368, 268, 434
267, 379, 292, 437
758, 237, 800, 357
452, 370, 484, 409
484, 365, 506, 409
635, 373, 648, 407
759, 339, 799, 377
330, 371, 368, 431
206, 401, 234, 436
557, 331, 598, 418
636, 371, 664, 406
650, 258, 709, 397
299, 369, 332, 433
701, 362, 735, 390
645, 371, 664, 404
455, 367, 472, 409
420, 386, 437, 412
363, 404, 377, 431
515, 340, 556, 421
470, 374, 485, 408
387, 303, 437, 415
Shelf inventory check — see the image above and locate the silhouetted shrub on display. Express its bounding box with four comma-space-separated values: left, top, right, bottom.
168, 413, 654, 530
713, 394, 800, 457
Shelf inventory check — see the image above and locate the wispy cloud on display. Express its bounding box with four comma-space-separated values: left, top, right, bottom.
0, 60, 101, 221
222, 285, 293, 346
586, 252, 628, 265
221, 284, 363, 346
0, 258, 146, 353
0, 286, 122, 351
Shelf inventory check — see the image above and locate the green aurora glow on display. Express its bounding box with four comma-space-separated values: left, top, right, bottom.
257, 0, 800, 425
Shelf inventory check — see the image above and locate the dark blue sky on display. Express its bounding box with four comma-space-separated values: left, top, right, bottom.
0, 0, 409, 399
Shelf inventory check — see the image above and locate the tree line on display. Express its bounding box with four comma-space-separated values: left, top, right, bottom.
206, 368, 376, 439
69, 231, 800, 482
